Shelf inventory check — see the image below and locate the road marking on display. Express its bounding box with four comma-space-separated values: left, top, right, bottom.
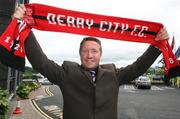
35, 95, 45, 100
45, 86, 54, 96
161, 86, 175, 90
126, 90, 136, 93
122, 85, 136, 93
44, 105, 63, 119
31, 99, 53, 119
122, 85, 176, 91
151, 86, 164, 91
124, 85, 136, 90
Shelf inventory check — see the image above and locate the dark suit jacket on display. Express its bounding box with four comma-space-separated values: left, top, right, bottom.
25, 32, 161, 119
0, 0, 15, 34
0, 0, 16, 17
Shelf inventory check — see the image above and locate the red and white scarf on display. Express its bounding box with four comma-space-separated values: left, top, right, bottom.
0, 3, 179, 79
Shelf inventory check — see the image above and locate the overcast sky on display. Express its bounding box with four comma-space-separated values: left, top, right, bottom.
27, 0, 180, 68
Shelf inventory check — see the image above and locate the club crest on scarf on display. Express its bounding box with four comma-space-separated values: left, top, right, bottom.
0, 3, 179, 80
0, 19, 30, 71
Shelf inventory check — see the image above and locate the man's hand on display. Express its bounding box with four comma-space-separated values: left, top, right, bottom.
13, 4, 26, 19
155, 27, 169, 41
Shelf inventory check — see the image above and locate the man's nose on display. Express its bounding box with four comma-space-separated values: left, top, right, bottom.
87, 51, 93, 58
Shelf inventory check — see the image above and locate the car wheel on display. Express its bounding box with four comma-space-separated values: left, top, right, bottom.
137, 85, 140, 89
147, 86, 151, 89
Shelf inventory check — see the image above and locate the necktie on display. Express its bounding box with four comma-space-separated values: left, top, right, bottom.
90, 70, 96, 82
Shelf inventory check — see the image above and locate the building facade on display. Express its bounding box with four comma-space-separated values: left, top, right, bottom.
0, 0, 22, 99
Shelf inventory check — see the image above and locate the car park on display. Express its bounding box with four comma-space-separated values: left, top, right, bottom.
38, 78, 53, 85
135, 76, 151, 89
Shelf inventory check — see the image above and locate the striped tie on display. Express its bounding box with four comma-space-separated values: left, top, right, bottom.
90, 70, 96, 82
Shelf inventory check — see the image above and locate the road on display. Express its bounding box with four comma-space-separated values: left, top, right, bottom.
118, 85, 180, 119
35, 85, 180, 119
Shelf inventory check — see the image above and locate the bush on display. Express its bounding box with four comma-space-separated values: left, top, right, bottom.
0, 89, 9, 117
17, 82, 40, 99
28, 82, 40, 91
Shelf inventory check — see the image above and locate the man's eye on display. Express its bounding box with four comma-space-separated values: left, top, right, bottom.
82, 49, 87, 52
92, 50, 98, 53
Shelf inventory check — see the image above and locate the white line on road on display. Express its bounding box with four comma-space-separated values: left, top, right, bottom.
122, 85, 175, 91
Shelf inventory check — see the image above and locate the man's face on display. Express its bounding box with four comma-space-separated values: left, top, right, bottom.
80, 41, 102, 69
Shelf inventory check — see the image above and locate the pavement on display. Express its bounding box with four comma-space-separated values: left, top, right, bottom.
9, 86, 54, 119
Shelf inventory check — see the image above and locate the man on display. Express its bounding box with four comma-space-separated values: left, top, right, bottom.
14, 4, 169, 119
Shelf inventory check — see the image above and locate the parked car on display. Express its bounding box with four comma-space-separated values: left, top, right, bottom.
153, 75, 164, 81
135, 76, 151, 89
38, 78, 53, 85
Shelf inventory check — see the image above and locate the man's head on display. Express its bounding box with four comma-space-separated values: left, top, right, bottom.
79, 37, 102, 70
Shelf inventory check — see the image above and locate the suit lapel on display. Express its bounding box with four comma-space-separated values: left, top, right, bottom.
80, 65, 105, 84
96, 66, 105, 82
81, 68, 95, 84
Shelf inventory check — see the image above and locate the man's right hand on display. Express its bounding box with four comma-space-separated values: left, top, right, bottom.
13, 4, 26, 19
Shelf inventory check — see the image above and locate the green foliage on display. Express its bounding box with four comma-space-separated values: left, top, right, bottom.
23, 70, 32, 79
16, 83, 31, 99
156, 69, 164, 75
170, 77, 180, 87
16, 82, 40, 99
146, 67, 155, 75
28, 82, 40, 91
25, 66, 38, 74
0, 89, 9, 116
155, 67, 164, 75
22, 66, 39, 79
